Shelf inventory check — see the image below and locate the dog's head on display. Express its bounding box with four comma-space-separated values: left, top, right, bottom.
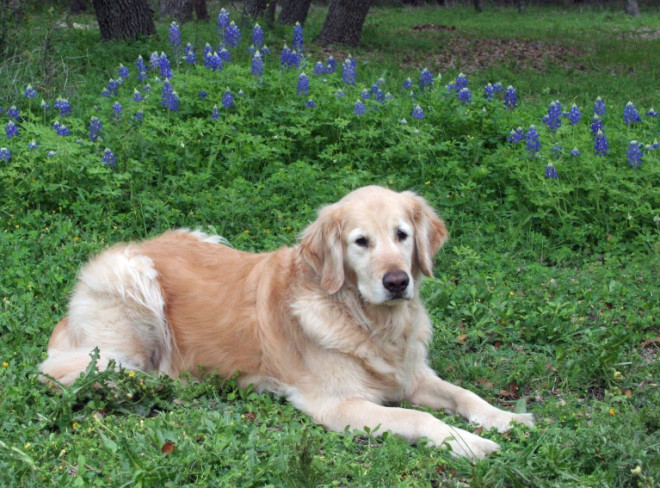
300, 186, 448, 305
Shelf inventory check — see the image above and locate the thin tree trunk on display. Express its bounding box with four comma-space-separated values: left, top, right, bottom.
473, 0, 483, 13
624, 0, 640, 17
92, 0, 155, 40
317, 0, 372, 47
160, 0, 193, 22
279, 0, 312, 25
192, 0, 208, 21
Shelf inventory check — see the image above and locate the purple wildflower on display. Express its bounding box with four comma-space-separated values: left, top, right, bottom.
133, 89, 145, 102
623, 101, 641, 125
545, 164, 558, 178
169, 21, 181, 57
593, 96, 606, 117
54, 97, 71, 117
305, 99, 316, 108
325, 57, 336, 74
112, 101, 123, 118
504, 86, 517, 109
161, 80, 179, 111
403, 78, 413, 90
88, 116, 103, 142
297, 73, 309, 96
119, 64, 129, 79
458, 87, 472, 104
314, 62, 325, 75
483, 83, 495, 102
159, 52, 172, 79
342, 57, 356, 85
590, 115, 604, 135
455, 73, 468, 90
420, 69, 433, 92
252, 24, 264, 50
354, 99, 365, 115
222, 89, 234, 108
23, 85, 37, 99
218, 48, 231, 63
594, 130, 609, 156
293, 22, 304, 53
570, 147, 581, 157
217, 8, 230, 39
567, 104, 581, 125
199, 91, 207, 99
6, 120, 18, 139
251, 51, 264, 78
102, 148, 116, 166
133, 111, 144, 121
28, 140, 38, 149
185, 43, 196, 64
0, 147, 11, 161
149, 51, 160, 71
412, 104, 425, 119
225, 21, 241, 48
626, 141, 643, 168
543, 100, 562, 132
7, 106, 19, 120
360, 89, 370, 99
137, 55, 148, 73
211, 105, 219, 120
525, 125, 541, 154
507, 127, 525, 144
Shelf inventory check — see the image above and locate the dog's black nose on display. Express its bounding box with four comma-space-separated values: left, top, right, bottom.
382, 270, 410, 293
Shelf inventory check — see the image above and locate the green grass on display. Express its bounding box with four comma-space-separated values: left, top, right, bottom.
1, 4, 659, 487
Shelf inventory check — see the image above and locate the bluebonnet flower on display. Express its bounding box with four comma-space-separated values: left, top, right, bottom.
411, 104, 425, 119
384, 92, 393, 101
53, 121, 71, 136
504, 85, 517, 109
23, 85, 37, 99
626, 141, 643, 168
222, 89, 234, 108
161, 80, 179, 111
252, 24, 264, 50
46, 150, 57, 158
211, 105, 219, 120
101, 88, 111, 97
159, 52, 172, 79
137, 55, 148, 73
483, 83, 495, 102
7, 106, 19, 120
6, 120, 18, 138
88, 116, 103, 142
455, 73, 468, 90
54, 97, 71, 117
458, 87, 471, 104
305, 99, 316, 108
593, 96, 606, 117
205, 51, 223, 71
545, 164, 558, 178
225, 21, 241, 48
280, 46, 300, 69
102, 148, 116, 166
199, 91, 208, 99
623, 101, 641, 125
507, 127, 525, 144
543, 100, 562, 131
106, 79, 121, 97
646, 108, 658, 118
403, 78, 413, 90
590, 115, 603, 135
237, 90, 245, 97
112, 101, 123, 118
185, 43, 196, 64
0, 147, 11, 161
251, 51, 264, 78
360, 89, 370, 99
292, 22, 304, 53
314, 62, 325, 75
169, 21, 181, 56
342, 57, 356, 85
570, 147, 581, 157
354, 99, 365, 115
297, 73, 309, 96
133, 111, 144, 121
203, 43, 213, 61
149, 51, 160, 71
133, 89, 145, 102
593, 130, 609, 156
335, 89, 345, 98
28, 140, 38, 149
218, 48, 231, 63
567, 104, 581, 125
552, 145, 563, 157
217, 8, 230, 39
649, 140, 659, 150
493, 82, 503, 93
325, 57, 336, 74
524, 125, 541, 154
419, 69, 433, 92
143, 84, 152, 93
374, 89, 385, 104
119, 64, 129, 79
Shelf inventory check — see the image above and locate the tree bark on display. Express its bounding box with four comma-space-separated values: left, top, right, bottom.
278, 0, 312, 25
516, 0, 525, 14
317, 0, 372, 47
473, 0, 483, 13
192, 0, 208, 20
71, 0, 88, 14
624, 0, 640, 17
92, 0, 155, 40
160, 0, 193, 22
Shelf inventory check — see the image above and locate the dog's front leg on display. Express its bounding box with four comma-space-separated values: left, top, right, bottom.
408, 367, 534, 432
310, 398, 501, 459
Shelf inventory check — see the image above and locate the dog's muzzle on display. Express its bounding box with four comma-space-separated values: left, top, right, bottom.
382, 270, 410, 299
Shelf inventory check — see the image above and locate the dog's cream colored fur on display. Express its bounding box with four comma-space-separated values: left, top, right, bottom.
40, 186, 533, 458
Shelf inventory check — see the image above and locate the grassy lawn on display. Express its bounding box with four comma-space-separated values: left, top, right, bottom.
1, 3, 658, 486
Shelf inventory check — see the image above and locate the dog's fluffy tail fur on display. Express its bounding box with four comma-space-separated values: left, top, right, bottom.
39, 245, 174, 386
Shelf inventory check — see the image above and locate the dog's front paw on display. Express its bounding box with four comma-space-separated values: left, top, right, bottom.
443, 428, 501, 459
473, 410, 535, 432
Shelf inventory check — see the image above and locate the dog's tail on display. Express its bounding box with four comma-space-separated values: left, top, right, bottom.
39, 246, 174, 387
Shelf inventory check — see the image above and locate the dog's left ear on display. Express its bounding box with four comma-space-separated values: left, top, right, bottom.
403, 191, 449, 277
299, 204, 345, 294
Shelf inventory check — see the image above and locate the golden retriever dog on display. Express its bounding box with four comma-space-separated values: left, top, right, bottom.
40, 185, 533, 458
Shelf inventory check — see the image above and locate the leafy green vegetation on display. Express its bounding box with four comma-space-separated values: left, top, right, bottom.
1, 4, 658, 486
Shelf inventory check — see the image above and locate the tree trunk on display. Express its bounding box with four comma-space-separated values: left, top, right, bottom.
160, 0, 193, 22
624, 0, 640, 17
192, 0, 208, 21
279, 0, 312, 25
317, 0, 372, 47
516, 0, 525, 14
92, 0, 155, 40
243, 0, 269, 21
473, 0, 483, 13
71, 0, 88, 14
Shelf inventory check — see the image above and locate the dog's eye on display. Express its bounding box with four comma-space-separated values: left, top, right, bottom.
355, 237, 369, 248
396, 229, 408, 242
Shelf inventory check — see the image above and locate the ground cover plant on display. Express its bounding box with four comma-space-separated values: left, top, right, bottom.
1, 3, 659, 487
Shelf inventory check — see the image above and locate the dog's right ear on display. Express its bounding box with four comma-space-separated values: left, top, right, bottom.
299, 204, 345, 295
